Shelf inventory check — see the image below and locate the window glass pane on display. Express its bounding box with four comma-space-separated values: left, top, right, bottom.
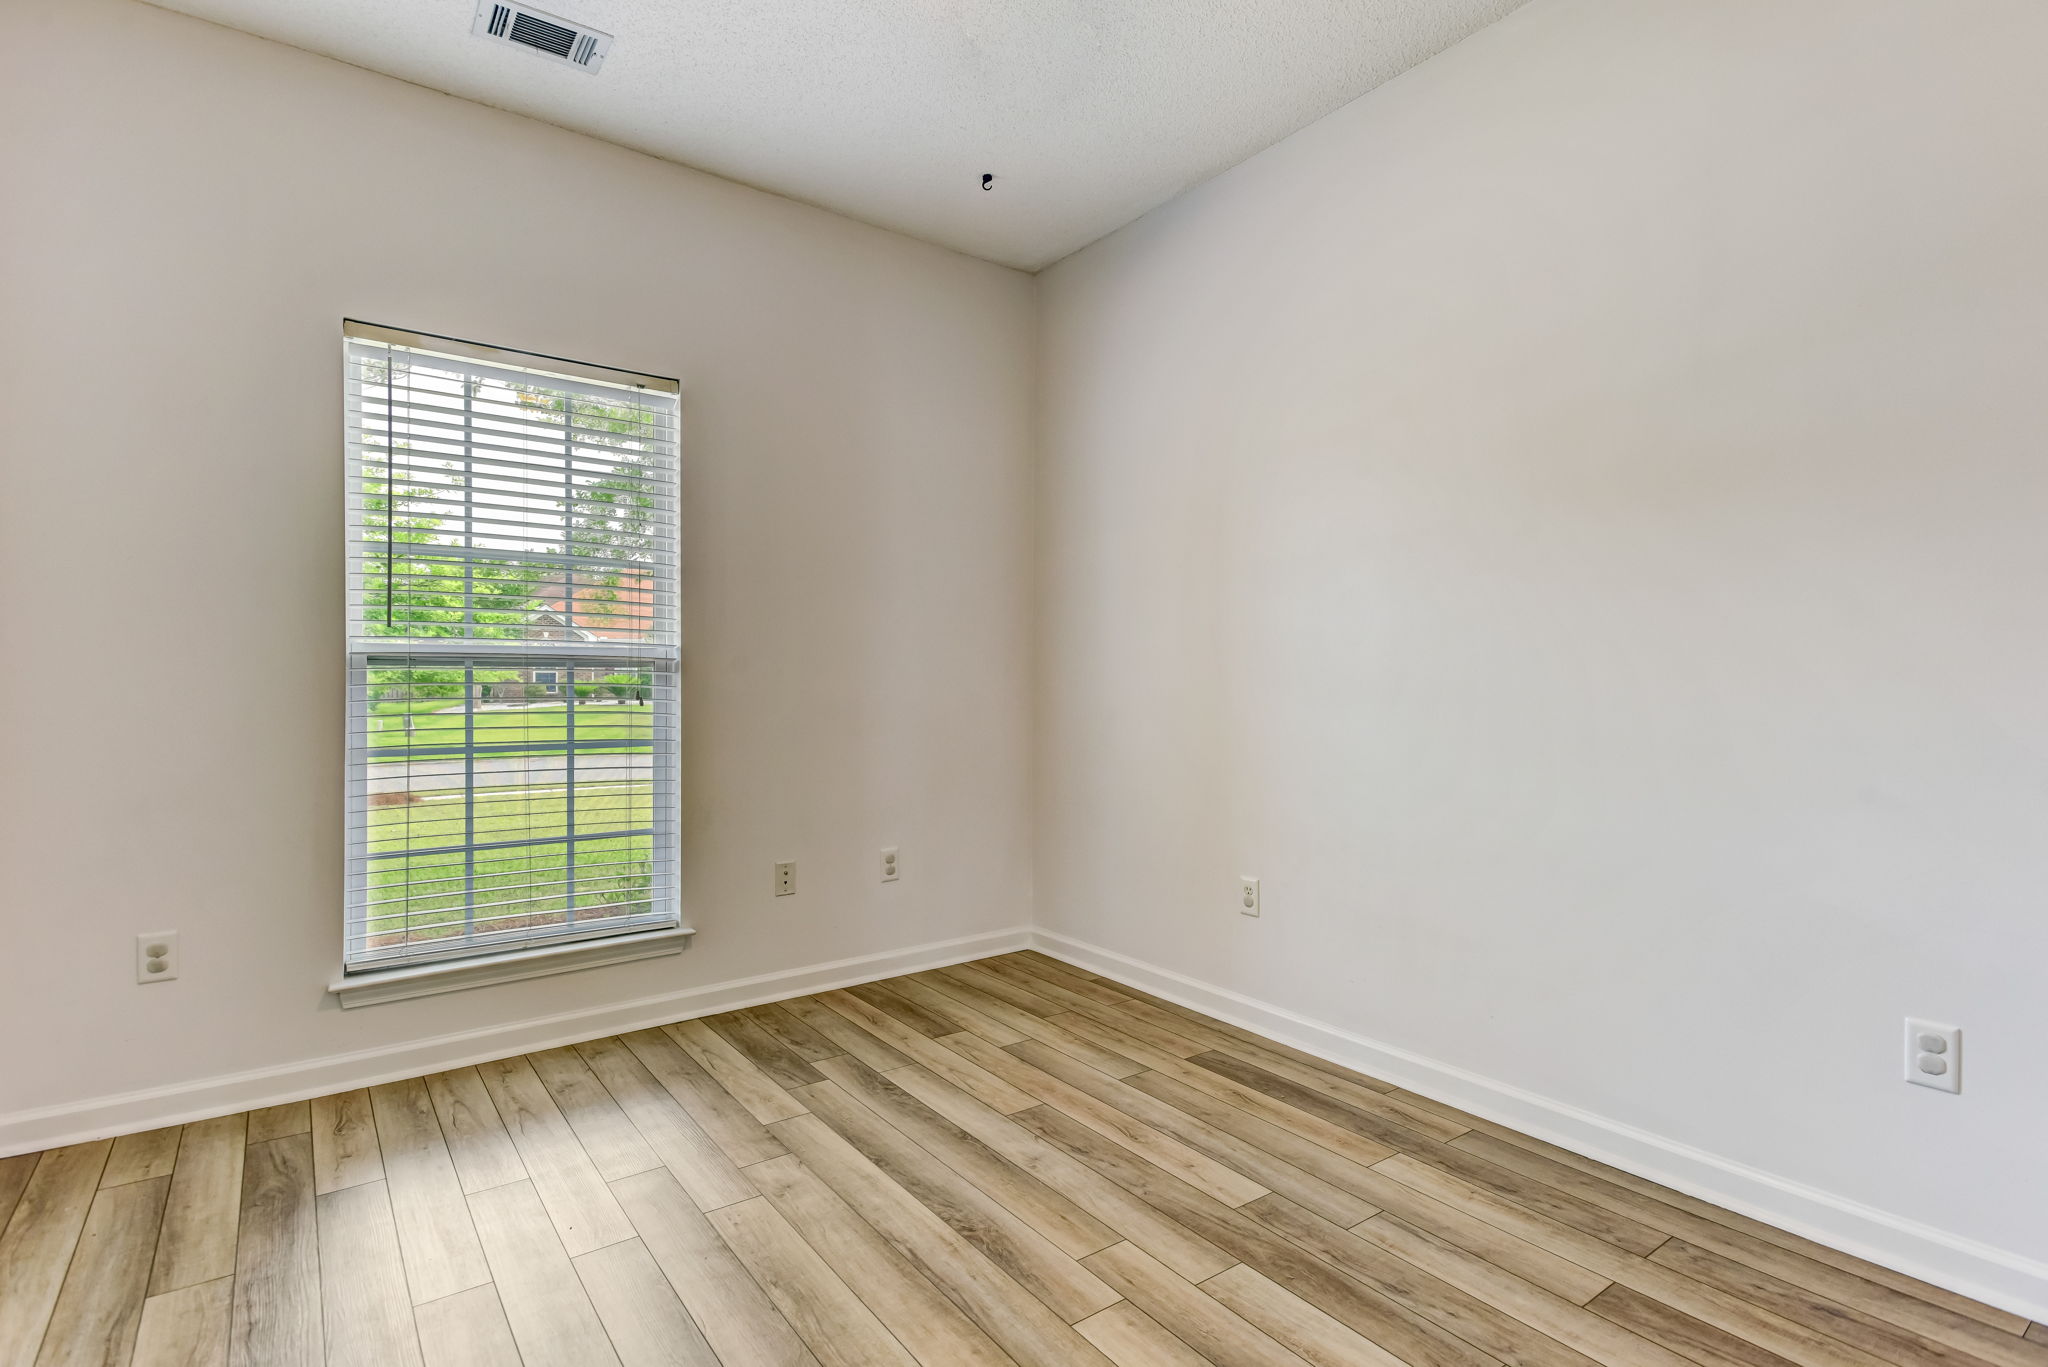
344, 328, 679, 971
349, 347, 676, 650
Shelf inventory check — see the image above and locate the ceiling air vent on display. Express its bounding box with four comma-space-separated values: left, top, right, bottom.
472, 1, 613, 72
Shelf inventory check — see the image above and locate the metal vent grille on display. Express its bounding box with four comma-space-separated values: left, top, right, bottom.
471, 1, 613, 72
508, 11, 576, 58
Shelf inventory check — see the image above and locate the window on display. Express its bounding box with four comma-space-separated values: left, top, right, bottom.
343, 322, 680, 978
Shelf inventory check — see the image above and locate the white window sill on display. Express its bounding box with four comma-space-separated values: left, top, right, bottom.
329, 926, 694, 1009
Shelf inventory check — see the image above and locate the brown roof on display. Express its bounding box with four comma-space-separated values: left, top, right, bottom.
545, 572, 654, 641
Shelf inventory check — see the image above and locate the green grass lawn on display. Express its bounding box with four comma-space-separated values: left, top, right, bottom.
368, 700, 654, 760
364, 783, 658, 949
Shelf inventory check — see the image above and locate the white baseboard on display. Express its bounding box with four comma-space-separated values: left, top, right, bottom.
0, 926, 1031, 1158
1031, 929, 2048, 1326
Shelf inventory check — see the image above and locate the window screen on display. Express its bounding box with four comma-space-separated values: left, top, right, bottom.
343, 322, 680, 972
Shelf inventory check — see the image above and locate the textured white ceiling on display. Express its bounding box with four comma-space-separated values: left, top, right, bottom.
143, 0, 1527, 269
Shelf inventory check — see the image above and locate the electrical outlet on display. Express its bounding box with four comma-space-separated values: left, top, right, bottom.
880, 846, 900, 882
136, 931, 179, 984
1904, 1018, 1960, 1093
1239, 876, 1260, 917
774, 861, 795, 897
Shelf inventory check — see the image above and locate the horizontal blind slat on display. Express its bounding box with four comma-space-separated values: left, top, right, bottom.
347, 914, 678, 968
352, 427, 674, 474
346, 338, 676, 403
352, 539, 675, 576
353, 390, 674, 441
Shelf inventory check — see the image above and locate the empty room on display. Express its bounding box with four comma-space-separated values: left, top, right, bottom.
3, 0, 2045, 1362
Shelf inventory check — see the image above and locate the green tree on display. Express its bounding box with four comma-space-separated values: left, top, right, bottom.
557, 394, 663, 560
512, 387, 666, 638
357, 367, 666, 725
359, 367, 554, 641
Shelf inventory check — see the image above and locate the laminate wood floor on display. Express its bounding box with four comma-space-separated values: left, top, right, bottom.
5, 951, 2041, 1366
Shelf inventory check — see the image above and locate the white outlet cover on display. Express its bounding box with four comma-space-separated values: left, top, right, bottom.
1239, 876, 1260, 917
136, 930, 179, 984
881, 846, 900, 882
774, 861, 795, 896
1904, 1017, 1960, 1093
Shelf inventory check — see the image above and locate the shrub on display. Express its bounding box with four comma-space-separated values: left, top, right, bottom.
602, 673, 651, 705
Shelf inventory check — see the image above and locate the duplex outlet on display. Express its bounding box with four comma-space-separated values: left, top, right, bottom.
1239, 876, 1260, 917
881, 846, 900, 882
136, 931, 179, 984
774, 861, 796, 897
1904, 1018, 1960, 1093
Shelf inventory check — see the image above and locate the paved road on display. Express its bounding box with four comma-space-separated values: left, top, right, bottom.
367, 751, 654, 794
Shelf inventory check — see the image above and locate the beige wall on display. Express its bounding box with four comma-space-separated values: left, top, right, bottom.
0, 0, 1034, 1128
1036, 0, 2048, 1309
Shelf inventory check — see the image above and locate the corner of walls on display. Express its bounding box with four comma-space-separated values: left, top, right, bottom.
1024, 263, 1051, 963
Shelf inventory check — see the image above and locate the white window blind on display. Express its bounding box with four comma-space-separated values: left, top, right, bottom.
343, 322, 680, 973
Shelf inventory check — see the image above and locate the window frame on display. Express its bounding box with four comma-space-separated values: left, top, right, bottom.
336, 321, 687, 1000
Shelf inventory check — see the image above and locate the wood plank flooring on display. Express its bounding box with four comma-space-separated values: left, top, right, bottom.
5, 951, 2042, 1366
